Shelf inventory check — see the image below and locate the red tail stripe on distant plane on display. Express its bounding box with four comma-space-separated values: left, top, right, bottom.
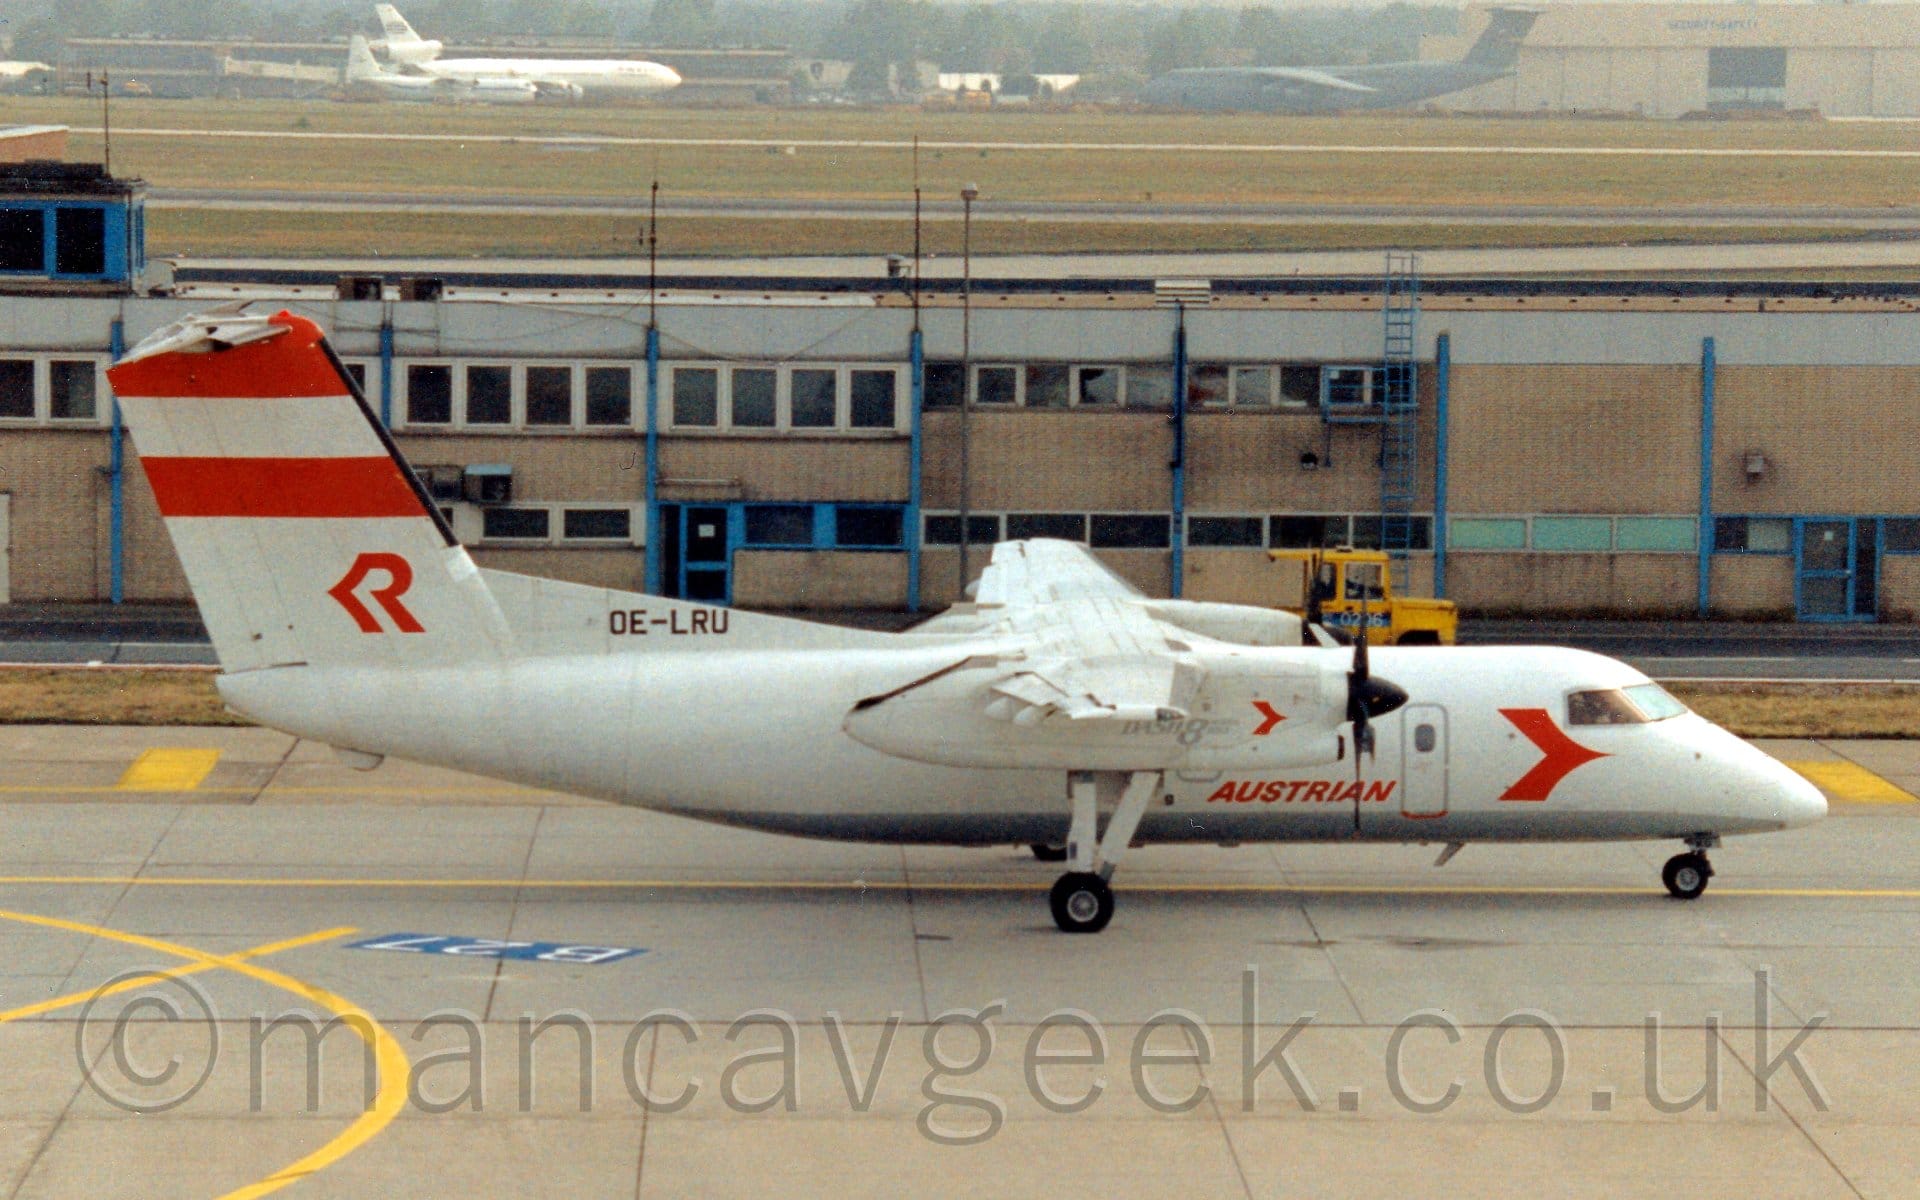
106, 311, 346, 399
1498, 707, 1608, 802
143, 456, 424, 519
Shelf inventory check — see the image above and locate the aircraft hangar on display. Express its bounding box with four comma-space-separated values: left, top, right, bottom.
1427, 2, 1920, 118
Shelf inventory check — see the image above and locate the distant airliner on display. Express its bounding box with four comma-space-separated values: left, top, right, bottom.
369, 4, 681, 101
345, 35, 538, 104
1141, 7, 1538, 114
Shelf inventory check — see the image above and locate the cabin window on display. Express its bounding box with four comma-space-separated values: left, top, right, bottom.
1414, 724, 1437, 753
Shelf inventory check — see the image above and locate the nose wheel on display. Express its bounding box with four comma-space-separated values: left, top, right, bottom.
1662, 851, 1713, 900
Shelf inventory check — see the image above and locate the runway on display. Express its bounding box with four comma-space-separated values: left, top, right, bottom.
0, 725, 1915, 1197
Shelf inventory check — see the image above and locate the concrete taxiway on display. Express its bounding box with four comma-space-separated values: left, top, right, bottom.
0, 725, 1917, 1198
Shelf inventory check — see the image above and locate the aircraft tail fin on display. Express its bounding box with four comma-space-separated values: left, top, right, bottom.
374, 4, 423, 45
345, 34, 384, 82
1461, 7, 1538, 71
107, 309, 514, 674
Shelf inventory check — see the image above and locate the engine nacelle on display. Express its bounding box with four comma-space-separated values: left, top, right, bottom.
1140, 599, 1303, 647
376, 37, 443, 64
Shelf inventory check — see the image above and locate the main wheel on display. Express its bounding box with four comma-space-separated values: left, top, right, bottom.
1662, 852, 1713, 900
1049, 872, 1114, 933
1029, 843, 1068, 863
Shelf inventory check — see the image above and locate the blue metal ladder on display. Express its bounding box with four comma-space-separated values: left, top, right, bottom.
1378, 252, 1421, 566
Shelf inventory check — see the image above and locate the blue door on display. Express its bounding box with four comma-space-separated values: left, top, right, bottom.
681, 506, 732, 604
1795, 518, 1877, 622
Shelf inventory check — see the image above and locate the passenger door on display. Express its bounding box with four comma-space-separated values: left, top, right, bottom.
1398, 704, 1448, 819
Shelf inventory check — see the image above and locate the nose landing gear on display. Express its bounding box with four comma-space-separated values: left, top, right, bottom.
1662, 833, 1720, 900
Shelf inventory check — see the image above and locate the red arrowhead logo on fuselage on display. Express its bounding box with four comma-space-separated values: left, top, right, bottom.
1498, 708, 1606, 801
1251, 701, 1287, 736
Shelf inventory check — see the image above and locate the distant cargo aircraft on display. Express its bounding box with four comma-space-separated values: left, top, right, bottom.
1141, 7, 1538, 113
344, 35, 538, 104
368, 4, 681, 100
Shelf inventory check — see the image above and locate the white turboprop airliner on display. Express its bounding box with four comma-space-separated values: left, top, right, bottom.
370, 4, 681, 100
344, 36, 538, 105
107, 310, 1828, 933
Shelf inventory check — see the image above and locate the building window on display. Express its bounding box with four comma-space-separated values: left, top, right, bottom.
731, 368, 776, 428
48, 360, 95, 420
1532, 516, 1614, 552
482, 507, 550, 540
835, 506, 904, 548
1885, 519, 1920, 554
1091, 513, 1170, 548
672, 367, 718, 427
1707, 47, 1786, 110
1450, 518, 1528, 550
924, 362, 964, 409
525, 366, 572, 426
0, 209, 43, 273
1189, 364, 1229, 407
978, 366, 1020, 406
1127, 365, 1174, 409
1075, 366, 1121, 406
1324, 366, 1370, 408
790, 369, 837, 428
406, 364, 452, 425
1238, 366, 1280, 407
1271, 514, 1348, 549
1617, 517, 1696, 552
1189, 515, 1264, 547
562, 508, 632, 541
0, 360, 32, 418
744, 504, 814, 545
1278, 366, 1318, 407
1008, 512, 1087, 541
1714, 516, 1792, 553
924, 514, 1001, 545
340, 361, 369, 394
53, 207, 106, 276
584, 366, 631, 426
1029, 362, 1075, 408
849, 369, 896, 428
465, 365, 511, 425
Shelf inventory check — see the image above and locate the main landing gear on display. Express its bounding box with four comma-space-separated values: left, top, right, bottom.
1662, 834, 1719, 900
1048, 770, 1159, 933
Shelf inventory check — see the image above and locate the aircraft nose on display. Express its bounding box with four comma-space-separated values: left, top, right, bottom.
1759, 754, 1828, 829
659, 65, 683, 87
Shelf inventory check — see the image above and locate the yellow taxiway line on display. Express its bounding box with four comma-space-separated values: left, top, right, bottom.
0, 924, 351, 1025
0, 874, 1918, 900
0, 911, 408, 1200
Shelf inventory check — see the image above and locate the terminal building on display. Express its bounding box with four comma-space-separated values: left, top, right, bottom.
0, 167, 1917, 623
1426, 2, 1920, 117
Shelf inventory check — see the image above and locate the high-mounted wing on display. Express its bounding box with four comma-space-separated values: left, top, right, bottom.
846, 539, 1349, 770
1251, 67, 1378, 95
971, 538, 1144, 608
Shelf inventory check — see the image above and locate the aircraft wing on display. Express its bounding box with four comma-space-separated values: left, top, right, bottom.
972, 538, 1144, 607
1250, 67, 1377, 94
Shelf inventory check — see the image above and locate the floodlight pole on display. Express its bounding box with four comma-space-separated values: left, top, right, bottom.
957, 182, 978, 600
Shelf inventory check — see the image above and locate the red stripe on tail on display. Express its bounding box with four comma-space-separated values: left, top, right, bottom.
107, 311, 346, 400
143, 456, 425, 519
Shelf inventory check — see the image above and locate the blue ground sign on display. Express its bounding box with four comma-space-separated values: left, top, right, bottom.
348, 933, 647, 965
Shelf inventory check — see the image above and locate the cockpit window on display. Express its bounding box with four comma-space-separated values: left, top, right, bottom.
1567, 689, 1645, 725
1568, 685, 1690, 726
1624, 683, 1689, 721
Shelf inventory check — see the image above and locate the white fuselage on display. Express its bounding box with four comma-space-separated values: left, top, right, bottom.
416, 57, 681, 96
218, 643, 1825, 848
